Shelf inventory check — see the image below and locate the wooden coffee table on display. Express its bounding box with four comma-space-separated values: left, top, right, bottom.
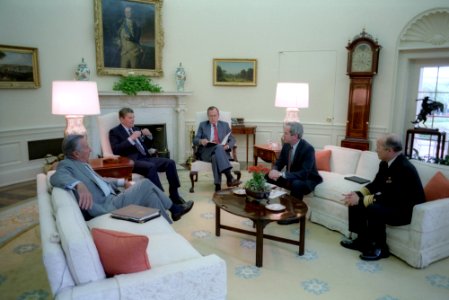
89, 157, 134, 180
213, 189, 308, 267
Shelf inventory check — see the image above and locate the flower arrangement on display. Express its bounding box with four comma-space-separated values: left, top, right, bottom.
244, 165, 271, 192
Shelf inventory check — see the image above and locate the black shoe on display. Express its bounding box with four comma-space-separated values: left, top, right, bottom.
170, 195, 187, 205
340, 238, 363, 252
215, 184, 221, 192
277, 217, 299, 225
359, 247, 390, 261
171, 201, 194, 222
227, 179, 241, 188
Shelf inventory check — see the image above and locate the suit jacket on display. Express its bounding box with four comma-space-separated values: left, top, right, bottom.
364, 154, 425, 224
193, 120, 236, 159
274, 139, 323, 191
109, 125, 154, 160
50, 158, 120, 216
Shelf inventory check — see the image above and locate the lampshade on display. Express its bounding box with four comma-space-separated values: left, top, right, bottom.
275, 82, 309, 108
274, 82, 309, 122
52, 81, 100, 136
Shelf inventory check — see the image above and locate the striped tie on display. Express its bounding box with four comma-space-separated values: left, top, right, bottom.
287, 145, 293, 171
213, 124, 220, 143
128, 128, 146, 155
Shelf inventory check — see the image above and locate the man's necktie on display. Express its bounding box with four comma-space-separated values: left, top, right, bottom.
85, 164, 113, 197
128, 128, 146, 155
213, 124, 220, 144
287, 145, 293, 171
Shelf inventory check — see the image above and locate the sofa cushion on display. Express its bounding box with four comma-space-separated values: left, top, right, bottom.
410, 159, 449, 186
314, 171, 365, 204
56, 206, 105, 284
355, 151, 380, 180
324, 145, 361, 175
424, 171, 449, 202
315, 150, 331, 171
147, 233, 201, 268
87, 213, 175, 235
92, 228, 151, 276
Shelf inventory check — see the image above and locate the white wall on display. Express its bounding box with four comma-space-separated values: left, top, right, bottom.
0, 0, 447, 186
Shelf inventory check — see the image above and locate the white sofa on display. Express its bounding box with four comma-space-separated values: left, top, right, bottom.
303, 145, 449, 269
37, 172, 227, 300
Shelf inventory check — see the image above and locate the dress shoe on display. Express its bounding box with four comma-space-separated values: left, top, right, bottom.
340, 238, 363, 252
277, 217, 299, 225
359, 247, 390, 261
215, 184, 221, 192
226, 179, 241, 188
170, 195, 187, 205
171, 201, 194, 222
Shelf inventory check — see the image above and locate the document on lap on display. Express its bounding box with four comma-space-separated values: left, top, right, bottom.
206, 132, 231, 147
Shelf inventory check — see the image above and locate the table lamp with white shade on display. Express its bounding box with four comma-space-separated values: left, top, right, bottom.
274, 82, 309, 123
52, 81, 100, 136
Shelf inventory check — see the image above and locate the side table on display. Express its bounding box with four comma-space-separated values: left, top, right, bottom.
232, 125, 257, 165
253, 144, 282, 167
89, 157, 134, 180
405, 128, 446, 159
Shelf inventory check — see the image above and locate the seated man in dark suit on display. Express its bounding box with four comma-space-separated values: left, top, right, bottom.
50, 134, 193, 222
267, 122, 322, 224
341, 134, 425, 261
109, 107, 189, 205
193, 106, 241, 191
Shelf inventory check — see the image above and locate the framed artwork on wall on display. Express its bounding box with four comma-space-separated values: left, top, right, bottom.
94, 0, 164, 77
0, 45, 40, 89
213, 58, 257, 86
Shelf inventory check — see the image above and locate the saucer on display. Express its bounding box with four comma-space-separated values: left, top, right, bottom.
233, 188, 246, 196
265, 203, 286, 212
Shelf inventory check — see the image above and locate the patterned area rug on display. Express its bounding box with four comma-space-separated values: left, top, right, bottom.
0, 198, 39, 247
1, 170, 449, 300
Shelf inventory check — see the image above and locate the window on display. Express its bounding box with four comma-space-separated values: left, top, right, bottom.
413, 65, 449, 160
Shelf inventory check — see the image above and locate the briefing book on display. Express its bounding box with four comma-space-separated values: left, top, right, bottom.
110, 204, 161, 223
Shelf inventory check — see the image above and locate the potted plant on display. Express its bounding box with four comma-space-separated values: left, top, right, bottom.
244, 165, 271, 199
113, 75, 163, 96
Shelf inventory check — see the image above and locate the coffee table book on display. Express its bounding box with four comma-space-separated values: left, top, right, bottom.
110, 204, 160, 223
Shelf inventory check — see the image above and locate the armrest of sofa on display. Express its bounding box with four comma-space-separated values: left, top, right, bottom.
56, 255, 227, 300
409, 198, 449, 233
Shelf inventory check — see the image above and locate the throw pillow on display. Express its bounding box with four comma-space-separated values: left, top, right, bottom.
315, 150, 331, 171
91, 228, 151, 276
424, 171, 449, 202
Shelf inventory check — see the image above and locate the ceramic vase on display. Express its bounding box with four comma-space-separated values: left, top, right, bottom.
175, 62, 186, 92
76, 58, 90, 81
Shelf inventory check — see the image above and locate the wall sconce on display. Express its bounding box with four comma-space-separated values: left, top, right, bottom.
52, 81, 100, 136
274, 82, 309, 122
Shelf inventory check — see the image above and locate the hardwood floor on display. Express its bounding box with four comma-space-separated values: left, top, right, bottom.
0, 180, 36, 209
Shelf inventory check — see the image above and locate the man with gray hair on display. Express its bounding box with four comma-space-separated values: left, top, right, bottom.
50, 135, 193, 223
341, 133, 425, 260
268, 122, 322, 224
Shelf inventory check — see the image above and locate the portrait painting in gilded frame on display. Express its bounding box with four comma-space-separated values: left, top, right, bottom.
94, 0, 164, 77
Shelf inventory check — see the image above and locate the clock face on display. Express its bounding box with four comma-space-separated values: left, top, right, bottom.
351, 43, 373, 72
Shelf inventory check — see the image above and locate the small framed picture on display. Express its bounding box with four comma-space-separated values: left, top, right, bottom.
213, 58, 257, 86
0, 45, 40, 89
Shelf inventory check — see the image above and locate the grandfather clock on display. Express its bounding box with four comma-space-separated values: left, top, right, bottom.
341, 29, 381, 151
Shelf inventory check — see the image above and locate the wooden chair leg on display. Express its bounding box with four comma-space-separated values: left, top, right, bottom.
189, 171, 198, 193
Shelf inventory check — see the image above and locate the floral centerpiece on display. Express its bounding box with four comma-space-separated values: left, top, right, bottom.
244, 165, 271, 199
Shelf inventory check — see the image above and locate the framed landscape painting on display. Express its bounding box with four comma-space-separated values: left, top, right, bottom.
0, 45, 40, 89
213, 58, 257, 86
94, 0, 164, 77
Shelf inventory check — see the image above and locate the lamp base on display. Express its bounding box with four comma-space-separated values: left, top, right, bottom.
65, 115, 87, 136
284, 108, 300, 123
